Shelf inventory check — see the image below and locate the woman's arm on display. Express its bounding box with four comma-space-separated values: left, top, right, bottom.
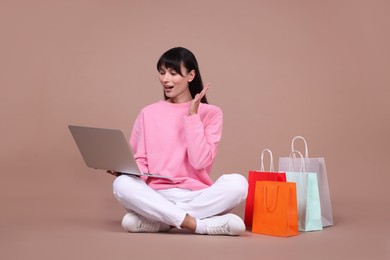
184, 107, 223, 169
129, 112, 149, 174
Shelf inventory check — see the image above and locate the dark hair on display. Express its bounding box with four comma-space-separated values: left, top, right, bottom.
157, 47, 208, 104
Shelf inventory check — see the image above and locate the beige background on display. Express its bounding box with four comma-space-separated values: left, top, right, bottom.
1, 0, 389, 259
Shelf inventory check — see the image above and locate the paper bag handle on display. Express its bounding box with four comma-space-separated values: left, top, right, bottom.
260, 149, 274, 172
291, 136, 309, 158
263, 185, 279, 212
288, 150, 306, 172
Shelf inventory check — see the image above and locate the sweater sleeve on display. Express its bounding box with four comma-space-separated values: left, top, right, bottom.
129, 111, 149, 174
184, 107, 223, 170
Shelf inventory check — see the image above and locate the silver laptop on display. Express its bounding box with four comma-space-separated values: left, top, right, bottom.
68, 125, 171, 179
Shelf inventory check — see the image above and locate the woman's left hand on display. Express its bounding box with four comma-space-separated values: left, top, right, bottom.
188, 83, 210, 115
107, 170, 121, 177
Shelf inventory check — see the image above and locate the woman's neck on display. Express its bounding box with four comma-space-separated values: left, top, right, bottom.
167, 94, 193, 103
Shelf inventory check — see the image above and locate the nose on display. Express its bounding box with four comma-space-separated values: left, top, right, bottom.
162, 73, 171, 83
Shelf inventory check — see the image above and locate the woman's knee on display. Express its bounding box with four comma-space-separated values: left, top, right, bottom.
112, 175, 139, 198
220, 173, 248, 199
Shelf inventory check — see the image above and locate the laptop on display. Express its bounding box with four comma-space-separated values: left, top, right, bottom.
68, 125, 171, 179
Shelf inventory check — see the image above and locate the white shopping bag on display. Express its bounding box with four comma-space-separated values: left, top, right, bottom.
279, 136, 334, 227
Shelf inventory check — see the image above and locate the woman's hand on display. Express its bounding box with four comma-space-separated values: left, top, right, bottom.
107, 170, 121, 177
188, 83, 210, 115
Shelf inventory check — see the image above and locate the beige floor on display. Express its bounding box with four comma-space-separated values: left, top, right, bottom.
1, 165, 389, 260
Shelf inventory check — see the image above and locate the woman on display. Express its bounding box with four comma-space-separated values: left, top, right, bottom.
110, 47, 248, 235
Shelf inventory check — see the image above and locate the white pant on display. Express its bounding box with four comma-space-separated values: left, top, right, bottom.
113, 174, 248, 228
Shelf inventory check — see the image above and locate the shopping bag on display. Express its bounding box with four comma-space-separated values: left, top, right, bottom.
284, 151, 323, 231
252, 181, 298, 237
279, 136, 333, 227
244, 149, 286, 228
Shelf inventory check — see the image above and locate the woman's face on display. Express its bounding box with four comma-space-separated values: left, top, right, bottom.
158, 64, 195, 103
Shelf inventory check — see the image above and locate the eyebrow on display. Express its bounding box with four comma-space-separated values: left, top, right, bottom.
159, 66, 178, 72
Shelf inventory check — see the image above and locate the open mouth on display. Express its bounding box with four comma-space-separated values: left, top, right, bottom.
164, 85, 174, 91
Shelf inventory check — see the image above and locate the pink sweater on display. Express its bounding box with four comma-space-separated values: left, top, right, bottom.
130, 100, 223, 191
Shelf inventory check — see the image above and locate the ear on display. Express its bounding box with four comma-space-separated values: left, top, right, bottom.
187, 70, 196, 82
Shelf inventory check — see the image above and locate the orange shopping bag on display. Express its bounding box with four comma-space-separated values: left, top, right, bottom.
244, 149, 286, 228
252, 181, 298, 237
